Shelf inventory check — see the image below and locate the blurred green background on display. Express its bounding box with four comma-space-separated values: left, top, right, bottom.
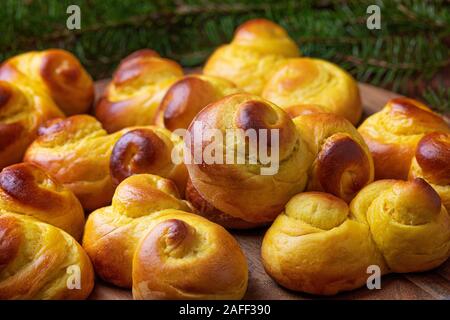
1, 0, 449, 113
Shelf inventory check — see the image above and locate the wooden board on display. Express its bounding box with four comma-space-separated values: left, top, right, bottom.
88, 82, 450, 300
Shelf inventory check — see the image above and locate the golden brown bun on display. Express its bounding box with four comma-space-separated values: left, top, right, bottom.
0, 81, 63, 170
24, 115, 127, 211
83, 174, 193, 287
293, 112, 374, 202
262, 58, 362, 125
185, 93, 312, 226
96, 49, 183, 132
350, 178, 450, 273
155, 74, 240, 131
0, 49, 94, 115
358, 98, 450, 180
409, 132, 450, 211
0, 213, 94, 299
262, 192, 386, 295
83, 174, 248, 299
262, 178, 450, 295
0, 163, 85, 240
110, 127, 188, 194
203, 19, 299, 95
132, 215, 248, 300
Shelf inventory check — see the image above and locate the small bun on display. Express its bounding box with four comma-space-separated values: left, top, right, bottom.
350, 178, 450, 272
155, 74, 240, 131
358, 98, 450, 179
132, 216, 248, 300
0, 49, 94, 115
204, 19, 299, 95
409, 132, 450, 211
96, 49, 183, 132
0, 213, 94, 299
262, 58, 362, 124
0, 163, 85, 240
262, 192, 385, 295
262, 179, 450, 295
0, 80, 63, 170
110, 127, 187, 193
185, 93, 311, 226
294, 112, 374, 202
24, 115, 127, 211
83, 174, 248, 298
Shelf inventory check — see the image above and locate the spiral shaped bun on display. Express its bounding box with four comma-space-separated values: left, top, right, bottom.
351, 178, 450, 272
0, 213, 94, 299
262, 192, 386, 295
133, 216, 248, 300
0, 163, 85, 240
262, 58, 362, 125
358, 98, 450, 180
262, 178, 450, 295
96, 49, 183, 132
0, 81, 63, 170
203, 19, 299, 95
293, 112, 374, 202
409, 132, 450, 211
0, 49, 94, 115
24, 115, 127, 211
155, 74, 240, 131
83, 174, 192, 287
110, 127, 188, 193
83, 174, 248, 298
185, 93, 312, 226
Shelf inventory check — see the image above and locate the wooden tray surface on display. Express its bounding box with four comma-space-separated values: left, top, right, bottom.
89, 81, 450, 300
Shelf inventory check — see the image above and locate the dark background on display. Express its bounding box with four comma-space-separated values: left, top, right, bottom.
1, 0, 449, 113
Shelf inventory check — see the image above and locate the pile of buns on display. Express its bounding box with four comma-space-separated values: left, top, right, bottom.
0, 18, 449, 300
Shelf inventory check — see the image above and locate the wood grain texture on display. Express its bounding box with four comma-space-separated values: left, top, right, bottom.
89, 80, 450, 300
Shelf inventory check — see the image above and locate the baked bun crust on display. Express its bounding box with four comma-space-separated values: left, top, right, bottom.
96, 49, 183, 132
0, 49, 94, 115
203, 19, 299, 95
0, 163, 85, 240
293, 112, 374, 202
0, 81, 63, 170
409, 132, 450, 211
155, 74, 240, 131
24, 115, 127, 211
262, 58, 362, 125
358, 98, 450, 179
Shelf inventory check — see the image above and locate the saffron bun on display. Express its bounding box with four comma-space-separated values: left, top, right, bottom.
0, 49, 94, 115
83, 174, 248, 300
409, 132, 450, 211
155, 74, 240, 131
96, 49, 183, 132
262, 58, 362, 125
110, 127, 188, 193
132, 213, 248, 300
185, 93, 312, 226
262, 192, 386, 295
0, 213, 94, 299
262, 178, 450, 295
293, 112, 374, 202
0, 164, 92, 300
24, 115, 128, 211
0, 163, 85, 240
284, 103, 332, 118
358, 98, 450, 180
0, 80, 63, 170
203, 18, 300, 95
